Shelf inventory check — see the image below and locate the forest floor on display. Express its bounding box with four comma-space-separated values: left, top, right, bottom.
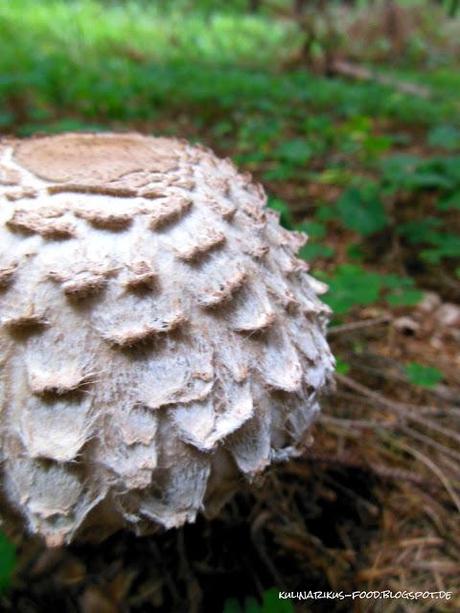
0, 1, 459, 612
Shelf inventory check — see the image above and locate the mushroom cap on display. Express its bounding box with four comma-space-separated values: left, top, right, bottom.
0, 133, 334, 546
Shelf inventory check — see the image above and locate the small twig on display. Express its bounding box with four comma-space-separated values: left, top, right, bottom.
323, 473, 380, 517
335, 374, 460, 446
386, 437, 460, 513
350, 358, 460, 405
250, 511, 285, 589
328, 316, 391, 336
335, 387, 460, 418
399, 425, 460, 465
409, 412, 460, 447
148, 541, 180, 606
319, 414, 395, 430
177, 530, 202, 613
302, 450, 435, 491
330, 59, 432, 99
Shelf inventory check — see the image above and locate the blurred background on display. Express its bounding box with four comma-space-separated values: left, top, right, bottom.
0, 1, 459, 611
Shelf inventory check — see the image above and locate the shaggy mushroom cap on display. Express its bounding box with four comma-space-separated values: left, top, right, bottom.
0, 133, 334, 546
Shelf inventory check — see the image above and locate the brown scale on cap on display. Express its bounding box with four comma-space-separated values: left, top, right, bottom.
5, 188, 38, 201
197, 267, 248, 309
75, 208, 133, 230
148, 196, 192, 229
2, 308, 48, 333
28, 366, 94, 397
123, 260, 157, 291
7, 207, 75, 239
14, 133, 180, 184
0, 262, 19, 289
101, 311, 187, 348
48, 266, 115, 299
0, 166, 21, 187
174, 228, 226, 262
0, 132, 334, 547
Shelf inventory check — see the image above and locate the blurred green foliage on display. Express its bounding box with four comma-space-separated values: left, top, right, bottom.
0, 531, 16, 592
0, 1, 458, 129
223, 588, 294, 613
404, 362, 443, 388
335, 185, 387, 236
320, 266, 422, 315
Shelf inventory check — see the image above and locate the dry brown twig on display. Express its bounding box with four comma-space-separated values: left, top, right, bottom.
327, 316, 392, 336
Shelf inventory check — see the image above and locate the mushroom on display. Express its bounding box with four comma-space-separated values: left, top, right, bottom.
0, 133, 334, 546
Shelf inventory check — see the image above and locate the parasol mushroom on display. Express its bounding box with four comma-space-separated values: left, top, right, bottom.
0, 133, 334, 546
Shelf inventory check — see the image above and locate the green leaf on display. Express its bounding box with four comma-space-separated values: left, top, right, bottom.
322, 265, 383, 314
382, 274, 422, 306
346, 243, 366, 261
381, 155, 458, 191
314, 205, 337, 222
336, 186, 387, 236
0, 531, 16, 592
437, 191, 460, 211
267, 197, 293, 230
223, 589, 293, 613
299, 243, 334, 261
428, 125, 460, 151
362, 134, 392, 157
322, 267, 420, 314
0, 112, 15, 127
263, 165, 297, 182
438, 156, 460, 185
381, 154, 420, 186
421, 234, 460, 263
404, 363, 442, 389
212, 120, 233, 136
274, 139, 312, 165
386, 288, 422, 306
335, 358, 350, 375
295, 221, 326, 239
342, 115, 372, 135
406, 170, 454, 190
398, 218, 444, 245
412, 156, 460, 189
398, 218, 460, 263
317, 168, 353, 186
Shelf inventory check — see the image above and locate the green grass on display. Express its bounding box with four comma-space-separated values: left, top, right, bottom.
0, 531, 16, 593
0, 0, 458, 131
0, 0, 299, 68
